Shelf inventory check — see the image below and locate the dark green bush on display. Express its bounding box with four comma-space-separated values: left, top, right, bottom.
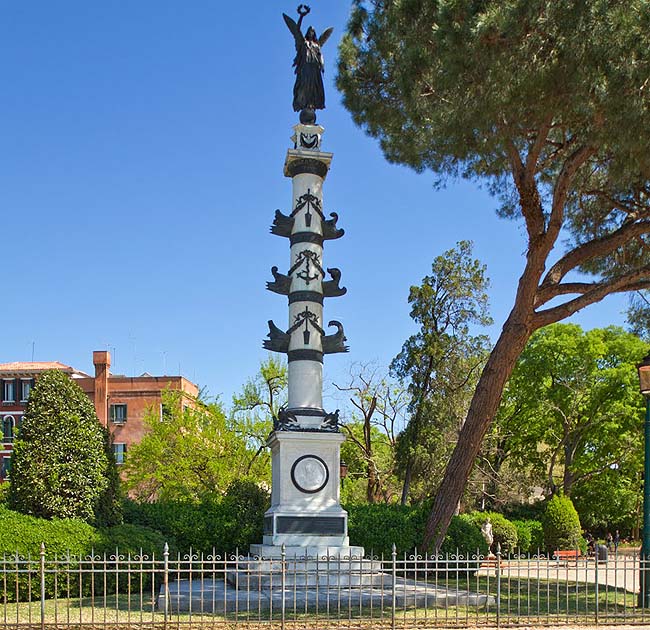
123, 480, 270, 554
468, 511, 518, 553
218, 480, 269, 551
441, 514, 489, 556
346, 503, 488, 558
0, 506, 170, 602
512, 519, 545, 554
97, 523, 168, 558
543, 494, 582, 551
346, 503, 421, 556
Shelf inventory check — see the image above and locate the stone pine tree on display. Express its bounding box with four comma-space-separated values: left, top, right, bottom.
338, 1, 650, 549
8, 370, 115, 523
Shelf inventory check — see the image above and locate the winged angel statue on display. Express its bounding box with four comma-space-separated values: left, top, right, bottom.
283, 5, 333, 121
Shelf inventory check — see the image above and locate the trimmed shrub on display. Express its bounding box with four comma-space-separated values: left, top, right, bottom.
97, 523, 167, 558
346, 503, 421, 556
8, 370, 115, 524
0, 506, 169, 601
512, 519, 545, 553
441, 514, 489, 556
346, 503, 488, 557
122, 480, 270, 554
543, 494, 582, 551
0, 506, 101, 559
468, 512, 518, 553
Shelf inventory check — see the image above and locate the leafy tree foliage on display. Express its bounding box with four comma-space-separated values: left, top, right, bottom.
231, 355, 287, 474
495, 325, 646, 499
390, 241, 491, 504
124, 391, 268, 502
338, 0, 650, 549
627, 291, 650, 339
8, 370, 113, 523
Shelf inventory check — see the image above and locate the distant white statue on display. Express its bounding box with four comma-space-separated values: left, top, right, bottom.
481, 517, 494, 552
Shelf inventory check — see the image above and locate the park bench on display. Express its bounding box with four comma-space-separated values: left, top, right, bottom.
553, 550, 584, 563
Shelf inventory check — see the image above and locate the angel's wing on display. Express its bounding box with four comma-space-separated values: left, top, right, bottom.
319, 27, 334, 47
283, 13, 303, 43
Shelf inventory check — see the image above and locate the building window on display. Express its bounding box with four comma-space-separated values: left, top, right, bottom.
3, 381, 15, 403
113, 443, 127, 465
2, 416, 15, 443
1, 456, 11, 479
109, 404, 127, 424
20, 380, 33, 402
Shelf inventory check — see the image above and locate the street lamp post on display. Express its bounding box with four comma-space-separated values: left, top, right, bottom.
637, 353, 650, 607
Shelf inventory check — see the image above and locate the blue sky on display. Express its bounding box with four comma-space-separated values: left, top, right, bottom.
0, 2, 629, 411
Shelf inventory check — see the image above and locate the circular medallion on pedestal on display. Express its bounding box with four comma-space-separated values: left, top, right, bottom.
291, 454, 329, 494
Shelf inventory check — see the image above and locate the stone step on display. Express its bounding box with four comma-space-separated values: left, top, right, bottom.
227, 557, 386, 588
228, 569, 390, 588
159, 577, 496, 613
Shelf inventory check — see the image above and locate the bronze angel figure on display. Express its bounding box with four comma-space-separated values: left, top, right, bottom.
283, 5, 333, 120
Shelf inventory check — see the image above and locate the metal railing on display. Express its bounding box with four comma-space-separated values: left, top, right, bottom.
1, 543, 649, 628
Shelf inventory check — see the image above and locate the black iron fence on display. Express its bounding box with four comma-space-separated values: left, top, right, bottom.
1, 543, 649, 628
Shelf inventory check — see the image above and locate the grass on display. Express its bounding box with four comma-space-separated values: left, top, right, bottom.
1, 574, 649, 627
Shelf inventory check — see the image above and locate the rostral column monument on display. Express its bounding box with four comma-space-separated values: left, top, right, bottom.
251, 5, 359, 558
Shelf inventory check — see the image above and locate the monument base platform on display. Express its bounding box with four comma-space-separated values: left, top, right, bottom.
159, 577, 494, 614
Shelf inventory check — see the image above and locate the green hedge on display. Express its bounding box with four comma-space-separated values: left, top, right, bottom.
512, 519, 544, 553
346, 503, 488, 557
0, 506, 166, 601
123, 480, 269, 554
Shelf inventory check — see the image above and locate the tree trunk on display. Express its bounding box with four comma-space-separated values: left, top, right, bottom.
563, 443, 575, 496
422, 313, 534, 550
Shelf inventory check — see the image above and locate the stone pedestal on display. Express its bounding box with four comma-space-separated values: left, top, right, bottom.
252, 431, 355, 559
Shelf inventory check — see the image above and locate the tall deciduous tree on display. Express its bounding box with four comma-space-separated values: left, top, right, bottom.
338, 0, 650, 549
124, 391, 266, 502
498, 325, 646, 498
8, 370, 116, 523
390, 241, 491, 504
231, 355, 287, 474
335, 363, 406, 503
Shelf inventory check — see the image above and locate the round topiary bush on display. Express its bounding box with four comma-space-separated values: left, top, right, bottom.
543, 494, 582, 551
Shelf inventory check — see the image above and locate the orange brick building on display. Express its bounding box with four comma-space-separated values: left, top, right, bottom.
0, 351, 199, 480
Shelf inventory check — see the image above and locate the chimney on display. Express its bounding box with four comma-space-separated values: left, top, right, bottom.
93, 351, 111, 426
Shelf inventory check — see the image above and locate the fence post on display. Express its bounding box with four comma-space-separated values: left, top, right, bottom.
391, 543, 397, 630
163, 542, 169, 628
281, 543, 286, 630
39, 542, 45, 630
594, 548, 599, 625
496, 543, 502, 628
